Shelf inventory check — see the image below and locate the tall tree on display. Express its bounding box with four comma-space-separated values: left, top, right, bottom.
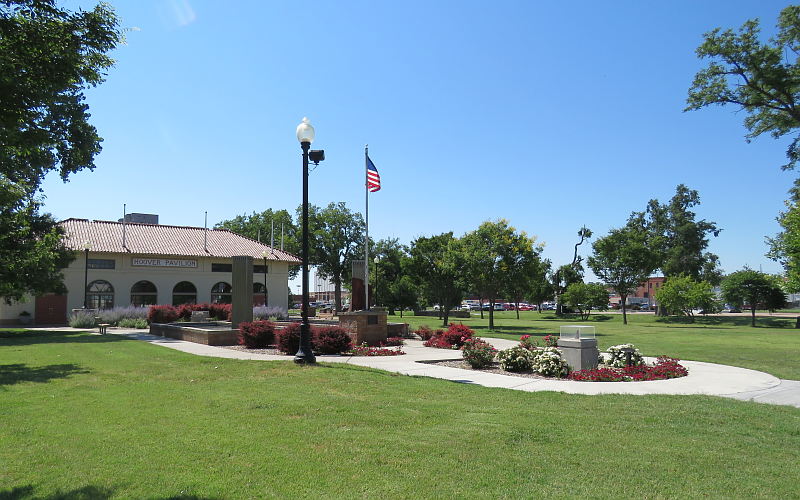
721, 269, 787, 327
768, 179, 800, 292
371, 237, 407, 313
636, 185, 722, 284
551, 226, 592, 315
560, 282, 609, 321
588, 226, 659, 325
686, 5, 800, 171
303, 202, 366, 312
526, 258, 554, 313
462, 219, 541, 330
215, 209, 299, 277
0, 0, 121, 301
407, 232, 465, 327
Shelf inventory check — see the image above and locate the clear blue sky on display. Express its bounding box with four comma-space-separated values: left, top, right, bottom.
46, 0, 796, 282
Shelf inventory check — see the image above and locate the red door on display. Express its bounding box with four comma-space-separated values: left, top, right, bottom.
35, 295, 68, 325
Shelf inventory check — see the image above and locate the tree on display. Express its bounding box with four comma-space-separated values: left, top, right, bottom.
560, 282, 609, 321
588, 226, 659, 325
0, 1, 121, 301
504, 244, 545, 320
526, 258, 554, 313
721, 269, 787, 327
686, 5, 800, 171
303, 202, 366, 312
551, 226, 591, 315
462, 219, 541, 330
215, 208, 300, 277
391, 275, 418, 318
654, 275, 718, 322
407, 232, 465, 327
768, 179, 800, 292
635, 185, 722, 284
371, 238, 407, 313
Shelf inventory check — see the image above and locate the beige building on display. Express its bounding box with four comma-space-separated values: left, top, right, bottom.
0, 218, 300, 325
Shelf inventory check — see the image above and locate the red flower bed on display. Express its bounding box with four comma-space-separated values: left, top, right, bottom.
381, 337, 405, 347
569, 356, 688, 382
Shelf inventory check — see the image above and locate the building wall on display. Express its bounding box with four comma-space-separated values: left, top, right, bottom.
0, 252, 292, 324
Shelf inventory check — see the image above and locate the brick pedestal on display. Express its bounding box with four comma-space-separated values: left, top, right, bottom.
339, 311, 388, 346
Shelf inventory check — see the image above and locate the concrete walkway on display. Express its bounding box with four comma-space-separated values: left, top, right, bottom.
42, 327, 800, 409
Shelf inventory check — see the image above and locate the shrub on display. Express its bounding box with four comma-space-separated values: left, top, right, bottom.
118, 318, 148, 329
381, 337, 405, 347
415, 325, 434, 340
424, 323, 474, 349
68, 310, 96, 329
542, 335, 558, 347
253, 306, 289, 321
97, 306, 149, 326
238, 320, 276, 348
348, 343, 405, 356
606, 344, 644, 368
461, 337, 497, 368
497, 346, 535, 372
275, 322, 302, 354
313, 326, 353, 354
208, 303, 232, 321
519, 334, 538, 350
148, 305, 179, 324
176, 303, 196, 321
530, 347, 569, 378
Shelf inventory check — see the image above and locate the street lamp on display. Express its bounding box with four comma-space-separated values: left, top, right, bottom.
83, 241, 92, 308
295, 117, 324, 364
373, 255, 380, 308
261, 250, 269, 306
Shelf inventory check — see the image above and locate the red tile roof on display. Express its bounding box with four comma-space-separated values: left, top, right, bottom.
60, 219, 301, 263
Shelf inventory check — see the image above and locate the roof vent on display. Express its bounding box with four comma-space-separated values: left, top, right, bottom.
118, 213, 159, 225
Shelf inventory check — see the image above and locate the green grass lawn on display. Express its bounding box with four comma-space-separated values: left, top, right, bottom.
1, 329, 799, 499
397, 311, 800, 379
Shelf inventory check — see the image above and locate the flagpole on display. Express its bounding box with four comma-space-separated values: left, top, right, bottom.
364, 144, 370, 311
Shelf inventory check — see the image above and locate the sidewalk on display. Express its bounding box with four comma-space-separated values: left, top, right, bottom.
83, 327, 800, 408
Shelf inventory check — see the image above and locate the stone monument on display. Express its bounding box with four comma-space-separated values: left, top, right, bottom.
557, 325, 599, 372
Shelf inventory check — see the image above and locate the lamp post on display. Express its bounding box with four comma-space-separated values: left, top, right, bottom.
261, 250, 269, 306
83, 241, 92, 308
295, 117, 324, 364
373, 255, 380, 308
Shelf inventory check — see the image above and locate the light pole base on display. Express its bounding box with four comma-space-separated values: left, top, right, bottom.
293, 351, 316, 364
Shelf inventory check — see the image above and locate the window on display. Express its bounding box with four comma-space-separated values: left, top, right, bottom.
172, 281, 197, 306
130, 280, 158, 307
87, 280, 114, 310
254, 264, 268, 274
211, 282, 232, 304
253, 282, 267, 306
88, 258, 115, 269
212, 263, 232, 272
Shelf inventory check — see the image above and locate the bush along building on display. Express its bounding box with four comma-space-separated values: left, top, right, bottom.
0, 217, 300, 325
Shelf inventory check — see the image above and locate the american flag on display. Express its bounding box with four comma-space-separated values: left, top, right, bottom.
366, 155, 381, 192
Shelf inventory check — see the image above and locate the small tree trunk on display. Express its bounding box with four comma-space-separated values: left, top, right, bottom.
621, 294, 628, 325
515, 299, 520, 320
480, 298, 484, 319
443, 304, 450, 328
489, 300, 495, 330
751, 306, 756, 327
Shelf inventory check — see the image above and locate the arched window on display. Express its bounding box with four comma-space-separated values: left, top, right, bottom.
253, 282, 267, 306
87, 280, 114, 310
130, 281, 158, 307
211, 282, 232, 304
172, 281, 197, 306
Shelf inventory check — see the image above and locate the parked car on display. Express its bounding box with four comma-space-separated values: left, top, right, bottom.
517, 303, 534, 311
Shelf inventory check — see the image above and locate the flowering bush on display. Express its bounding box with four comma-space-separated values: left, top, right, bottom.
313, 326, 353, 354
68, 310, 96, 328
381, 337, 405, 347
569, 356, 688, 382
238, 320, 276, 348
519, 334, 538, 350
148, 305, 179, 324
605, 344, 644, 367
530, 347, 569, 377
414, 325, 435, 341
275, 322, 302, 354
542, 335, 559, 347
253, 305, 289, 321
461, 337, 497, 368
208, 303, 232, 321
423, 323, 473, 349
348, 343, 405, 356
497, 346, 535, 372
